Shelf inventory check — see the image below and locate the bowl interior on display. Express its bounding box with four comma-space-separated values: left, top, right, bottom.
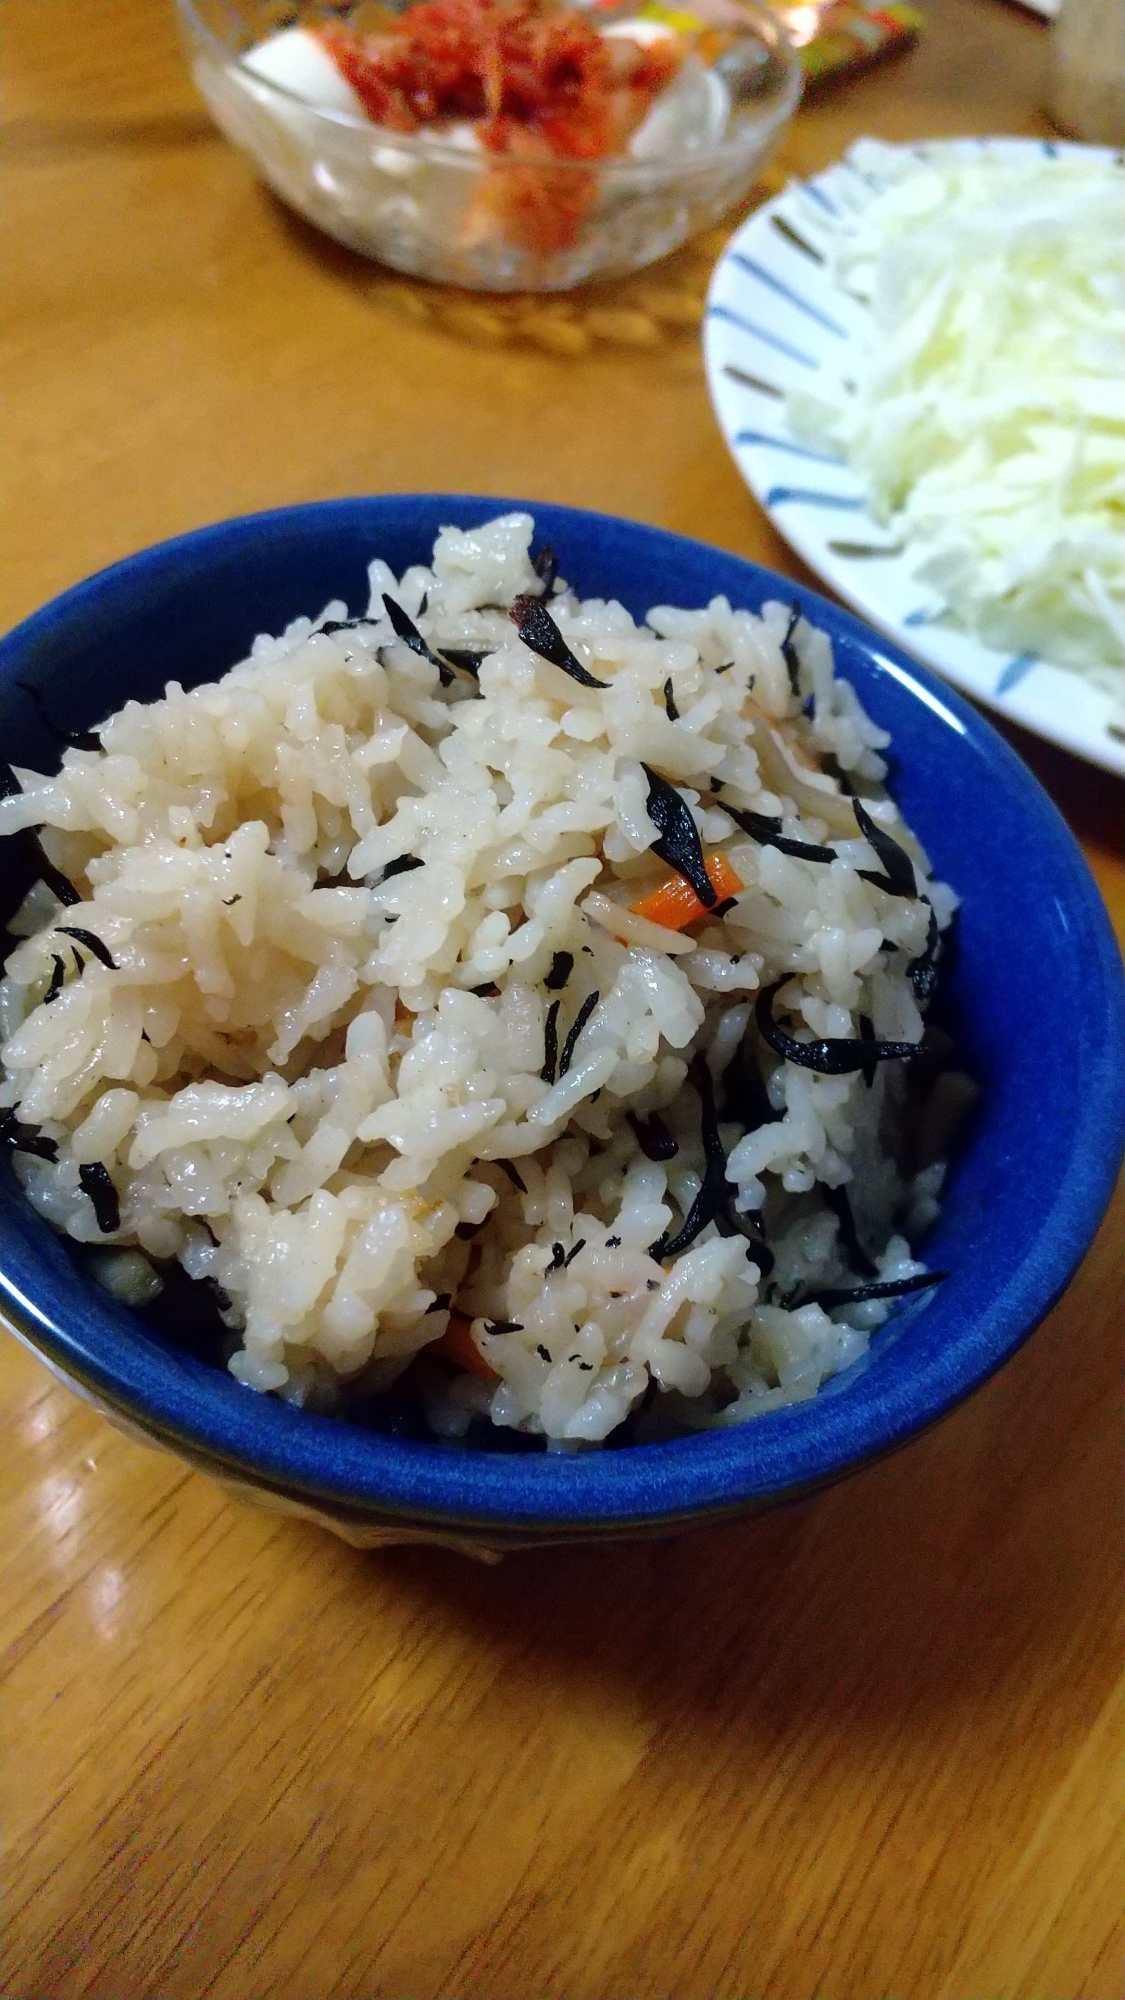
2, 496, 1123, 1530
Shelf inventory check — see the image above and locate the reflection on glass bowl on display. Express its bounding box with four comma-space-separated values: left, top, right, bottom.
174, 0, 802, 291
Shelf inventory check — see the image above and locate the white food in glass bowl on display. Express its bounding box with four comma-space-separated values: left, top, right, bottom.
241, 20, 730, 162
178, 0, 797, 288
242, 24, 368, 114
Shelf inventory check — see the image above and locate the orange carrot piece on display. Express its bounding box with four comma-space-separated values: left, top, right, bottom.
630, 852, 743, 932
426, 1311, 499, 1381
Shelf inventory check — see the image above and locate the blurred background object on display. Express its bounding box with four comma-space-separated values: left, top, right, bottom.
1045, 0, 1125, 139
775, 0, 924, 88
175, 0, 802, 287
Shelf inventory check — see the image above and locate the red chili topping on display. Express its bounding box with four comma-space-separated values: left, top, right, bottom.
320, 0, 682, 161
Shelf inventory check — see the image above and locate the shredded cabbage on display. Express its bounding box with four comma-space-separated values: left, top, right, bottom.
787, 140, 1125, 691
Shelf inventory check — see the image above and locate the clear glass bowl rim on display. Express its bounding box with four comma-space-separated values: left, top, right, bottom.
175, 0, 803, 179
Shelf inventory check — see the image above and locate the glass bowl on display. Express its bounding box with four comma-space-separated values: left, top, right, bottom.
174, 0, 802, 291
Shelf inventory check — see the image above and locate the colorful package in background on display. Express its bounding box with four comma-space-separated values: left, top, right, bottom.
781, 0, 924, 86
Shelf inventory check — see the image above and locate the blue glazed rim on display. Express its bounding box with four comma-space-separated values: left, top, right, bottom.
2, 495, 1123, 1533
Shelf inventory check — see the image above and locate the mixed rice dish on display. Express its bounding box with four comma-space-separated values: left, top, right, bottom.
0, 514, 970, 1450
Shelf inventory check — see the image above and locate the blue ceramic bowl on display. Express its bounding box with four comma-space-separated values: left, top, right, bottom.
3, 497, 1123, 1556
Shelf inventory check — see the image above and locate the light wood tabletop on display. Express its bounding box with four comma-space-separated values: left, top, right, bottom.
3, 2, 1122, 1995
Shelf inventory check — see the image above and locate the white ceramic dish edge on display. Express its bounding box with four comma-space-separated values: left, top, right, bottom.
702, 135, 1125, 778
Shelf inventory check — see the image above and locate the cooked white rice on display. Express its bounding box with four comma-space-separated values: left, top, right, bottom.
0, 513, 961, 1446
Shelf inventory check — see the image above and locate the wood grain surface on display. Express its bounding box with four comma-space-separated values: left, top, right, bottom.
2, 3, 1122, 1995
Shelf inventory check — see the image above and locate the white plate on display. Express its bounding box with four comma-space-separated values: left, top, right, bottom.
703, 136, 1125, 778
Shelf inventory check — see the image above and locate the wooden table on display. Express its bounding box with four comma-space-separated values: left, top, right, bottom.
3, 3, 1122, 1994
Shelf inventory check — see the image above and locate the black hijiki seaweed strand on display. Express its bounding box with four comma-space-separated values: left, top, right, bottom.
29, 843, 82, 908
541, 999, 561, 1084
202, 1276, 233, 1314
543, 950, 573, 992
382, 595, 456, 686
0, 769, 84, 917
43, 954, 67, 1005
713, 1206, 775, 1280
641, 765, 715, 907
804, 1270, 948, 1312
819, 752, 857, 796
54, 925, 117, 971
858, 1013, 877, 1089
382, 596, 483, 689
642, 1052, 781, 1268
496, 1159, 528, 1194
823, 1183, 878, 1278
40, 856, 82, 907
77, 1160, 120, 1234
909, 902, 942, 1000
721, 1034, 783, 1133
558, 991, 599, 1077
648, 1055, 730, 1261
627, 1111, 679, 1162
781, 604, 802, 700
510, 596, 609, 689
755, 981, 924, 1082
381, 854, 424, 880
853, 798, 918, 899
532, 544, 559, 597
15, 679, 103, 753
722, 803, 837, 865
0, 1109, 58, 1161
438, 649, 488, 676
663, 678, 679, 722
